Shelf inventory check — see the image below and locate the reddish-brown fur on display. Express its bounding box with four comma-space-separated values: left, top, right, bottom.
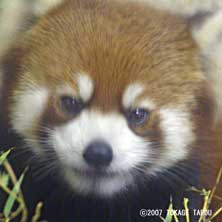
0, 0, 222, 220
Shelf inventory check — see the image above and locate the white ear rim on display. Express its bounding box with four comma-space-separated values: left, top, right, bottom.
137, 0, 222, 16
192, 11, 222, 117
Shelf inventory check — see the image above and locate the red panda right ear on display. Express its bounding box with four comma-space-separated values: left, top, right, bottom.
0, 37, 31, 150
0, 41, 29, 123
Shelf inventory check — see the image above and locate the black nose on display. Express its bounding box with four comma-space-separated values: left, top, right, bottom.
83, 140, 113, 168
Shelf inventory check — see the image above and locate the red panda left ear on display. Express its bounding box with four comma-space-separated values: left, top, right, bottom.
189, 11, 222, 119
138, 0, 222, 17
186, 14, 222, 122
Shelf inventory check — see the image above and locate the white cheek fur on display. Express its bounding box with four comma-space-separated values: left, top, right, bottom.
50, 108, 194, 196
156, 108, 194, 170
9, 86, 194, 196
51, 110, 149, 195
10, 87, 49, 135
51, 111, 149, 172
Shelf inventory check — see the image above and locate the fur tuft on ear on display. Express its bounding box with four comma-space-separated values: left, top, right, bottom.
192, 11, 222, 118
140, 0, 222, 16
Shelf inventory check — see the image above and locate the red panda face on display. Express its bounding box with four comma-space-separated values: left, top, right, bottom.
6, 0, 211, 196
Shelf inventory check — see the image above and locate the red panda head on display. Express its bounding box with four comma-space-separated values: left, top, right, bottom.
1, 0, 215, 196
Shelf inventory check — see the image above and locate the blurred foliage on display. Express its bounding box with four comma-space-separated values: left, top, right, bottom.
0, 150, 44, 222
0, 149, 222, 222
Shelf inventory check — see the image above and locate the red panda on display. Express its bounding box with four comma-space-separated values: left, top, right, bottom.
0, 0, 222, 221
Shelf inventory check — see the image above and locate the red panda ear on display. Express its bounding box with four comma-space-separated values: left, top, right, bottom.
0, 42, 29, 122
189, 12, 222, 118
0, 39, 30, 149
142, 0, 222, 17
1, 43, 26, 81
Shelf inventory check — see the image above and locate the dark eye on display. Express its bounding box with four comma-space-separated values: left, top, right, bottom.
127, 108, 149, 126
60, 96, 83, 116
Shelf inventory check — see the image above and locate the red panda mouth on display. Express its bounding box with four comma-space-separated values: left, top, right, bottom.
70, 167, 119, 178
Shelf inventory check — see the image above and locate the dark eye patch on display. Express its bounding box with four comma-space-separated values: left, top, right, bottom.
60, 96, 84, 117
126, 108, 150, 126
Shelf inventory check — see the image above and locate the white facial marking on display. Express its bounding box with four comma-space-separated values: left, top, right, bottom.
51, 110, 150, 196
137, 99, 156, 110
156, 108, 194, 170
56, 84, 76, 96
11, 87, 48, 135
49, 107, 194, 195
123, 83, 156, 110
192, 11, 222, 117
123, 83, 144, 109
76, 73, 94, 102
134, 0, 222, 16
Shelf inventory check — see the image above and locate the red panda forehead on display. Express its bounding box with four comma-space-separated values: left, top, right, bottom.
26, 0, 198, 73
23, 47, 202, 112
20, 0, 204, 111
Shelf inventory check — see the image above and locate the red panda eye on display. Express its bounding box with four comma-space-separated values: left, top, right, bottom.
60, 96, 83, 116
127, 108, 149, 126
